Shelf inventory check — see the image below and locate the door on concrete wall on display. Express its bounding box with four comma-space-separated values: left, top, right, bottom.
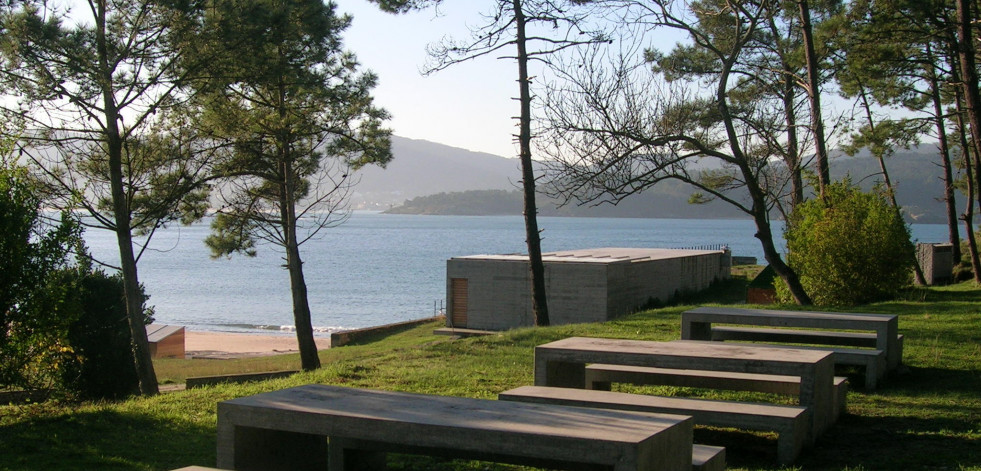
451, 278, 468, 327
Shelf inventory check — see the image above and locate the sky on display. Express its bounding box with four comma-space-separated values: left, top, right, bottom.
333, 1, 523, 158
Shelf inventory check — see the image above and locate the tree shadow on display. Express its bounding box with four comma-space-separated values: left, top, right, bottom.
0, 407, 215, 471
799, 413, 981, 470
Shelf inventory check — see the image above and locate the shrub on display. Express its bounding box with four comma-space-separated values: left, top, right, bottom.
1, 157, 83, 392
58, 270, 153, 400
781, 180, 915, 305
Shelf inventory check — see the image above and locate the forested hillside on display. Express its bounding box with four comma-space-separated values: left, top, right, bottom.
384, 145, 954, 223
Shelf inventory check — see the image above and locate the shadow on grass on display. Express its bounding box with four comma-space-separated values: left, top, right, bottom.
0, 407, 215, 471
898, 285, 981, 304
800, 413, 981, 470
882, 366, 981, 396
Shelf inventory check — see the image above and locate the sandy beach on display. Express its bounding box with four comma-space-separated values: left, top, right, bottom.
184, 330, 330, 358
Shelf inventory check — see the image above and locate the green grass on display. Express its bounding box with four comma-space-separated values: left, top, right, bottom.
2, 275, 980, 470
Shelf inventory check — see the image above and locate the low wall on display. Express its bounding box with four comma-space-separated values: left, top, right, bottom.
186, 371, 299, 389
0, 389, 50, 404
330, 315, 445, 347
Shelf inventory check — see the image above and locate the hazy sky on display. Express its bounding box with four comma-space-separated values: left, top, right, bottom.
335, 1, 523, 158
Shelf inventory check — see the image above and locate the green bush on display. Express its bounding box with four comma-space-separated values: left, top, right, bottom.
1, 157, 83, 391
59, 270, 153, 400
781, 180, 915, 305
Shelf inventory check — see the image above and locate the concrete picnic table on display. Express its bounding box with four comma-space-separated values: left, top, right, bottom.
216, 383, 695, 471
533, 336, 836, 437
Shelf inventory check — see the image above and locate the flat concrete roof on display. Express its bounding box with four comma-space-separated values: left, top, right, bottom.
452, 247, 727, 265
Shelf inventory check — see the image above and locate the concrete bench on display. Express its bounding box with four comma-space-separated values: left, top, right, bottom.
585, 364, 849, 417
501, 385, 810, 465
217, 384, 697, 471
690, 445, 726, 471
718, 342, 886, 390
710, 326, 903, 352
535, 337, 836, 438
682, 307, 902, 388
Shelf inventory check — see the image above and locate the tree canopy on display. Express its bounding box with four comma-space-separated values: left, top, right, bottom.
197, 0, 392, 371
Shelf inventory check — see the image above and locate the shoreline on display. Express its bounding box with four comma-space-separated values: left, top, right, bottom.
184, 330, 330, 359
180, 315, 444, 358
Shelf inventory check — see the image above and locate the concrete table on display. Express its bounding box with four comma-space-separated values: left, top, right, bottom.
534, 336, 835, 438
216, 384, 694, 471
682, 306, 901, 370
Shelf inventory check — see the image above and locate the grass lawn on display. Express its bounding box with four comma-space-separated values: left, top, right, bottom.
2, 274, 980, 471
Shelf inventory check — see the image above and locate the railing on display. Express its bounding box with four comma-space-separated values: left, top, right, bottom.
675, 244, 730, 252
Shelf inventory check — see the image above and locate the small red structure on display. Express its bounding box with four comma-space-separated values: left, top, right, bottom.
147, 324, 185, 359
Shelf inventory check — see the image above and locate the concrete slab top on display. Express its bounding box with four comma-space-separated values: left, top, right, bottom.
452, 247, 726, 265
536, 337, 833, 367
685, 306, 897, 324
146, 324, 184, 342
220, 384, 688, 443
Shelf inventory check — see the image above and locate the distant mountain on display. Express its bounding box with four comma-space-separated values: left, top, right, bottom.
385, 186, 746, 219
360, 138, 955, 223
350, 136, 521, 210
829, 147, 949, 223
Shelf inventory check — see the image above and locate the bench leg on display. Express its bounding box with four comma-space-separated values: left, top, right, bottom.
535, 358, 586, 388
221, 426, 327, 471
864, 356, 886, 390
328, 438, 388, 471
682, 321, 712, 341
776, 417, 808, 465
583, 369, 612, 391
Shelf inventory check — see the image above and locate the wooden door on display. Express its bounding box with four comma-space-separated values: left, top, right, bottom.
451, 278, 468, 327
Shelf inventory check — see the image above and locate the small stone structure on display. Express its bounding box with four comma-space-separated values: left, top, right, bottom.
445, 247, 730, 331
147, 324, 185, 359
746, 265, 777, 304
917, 243, 954, 285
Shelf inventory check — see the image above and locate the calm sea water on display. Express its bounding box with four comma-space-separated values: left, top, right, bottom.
83, 212, 949, 335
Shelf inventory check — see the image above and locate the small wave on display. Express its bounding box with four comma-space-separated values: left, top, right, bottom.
207, 323, 348, 335
262, 325, 347, 334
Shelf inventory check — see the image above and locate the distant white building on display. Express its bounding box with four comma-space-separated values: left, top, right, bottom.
445, 247, 731, 331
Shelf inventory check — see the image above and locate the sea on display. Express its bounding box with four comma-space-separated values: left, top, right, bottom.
82, 212, 950, 335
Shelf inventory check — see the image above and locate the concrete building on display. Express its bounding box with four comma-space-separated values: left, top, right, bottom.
445, 247, 731, 331
917, 243, 954, 285
146, 324, 185, 358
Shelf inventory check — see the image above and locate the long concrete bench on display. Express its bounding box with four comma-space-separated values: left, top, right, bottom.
218, 384, 699, 471
710, 326, 903, 351
702, 340, 885, 390
682, 307, 902, 389
710, 326, 901, 385
585, 364, 849, 417
501, 385, 810, 465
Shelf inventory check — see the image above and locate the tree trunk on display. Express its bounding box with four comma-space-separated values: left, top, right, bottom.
714, 26, 810, 305
955, 93, 981, 283
783, 79, 804, 209
285, 228, 321, 371
278, 72, 321, 370
746, 173, 812, 305
959, 143, 981, 283
769, 14, 803, 209
855, 90, 926, 284
514, 0, 549, 326
799, 0, 830, 195
98, 0, 157, 396
927, 49, 961, 262
281, 167, 320, 370
956, 0, 981, 221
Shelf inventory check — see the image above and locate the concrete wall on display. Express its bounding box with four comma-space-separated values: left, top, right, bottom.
608, 251, 730, 315
917, 243, 954, 285
447, 258, 533, 331
447, 249, 730, 331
